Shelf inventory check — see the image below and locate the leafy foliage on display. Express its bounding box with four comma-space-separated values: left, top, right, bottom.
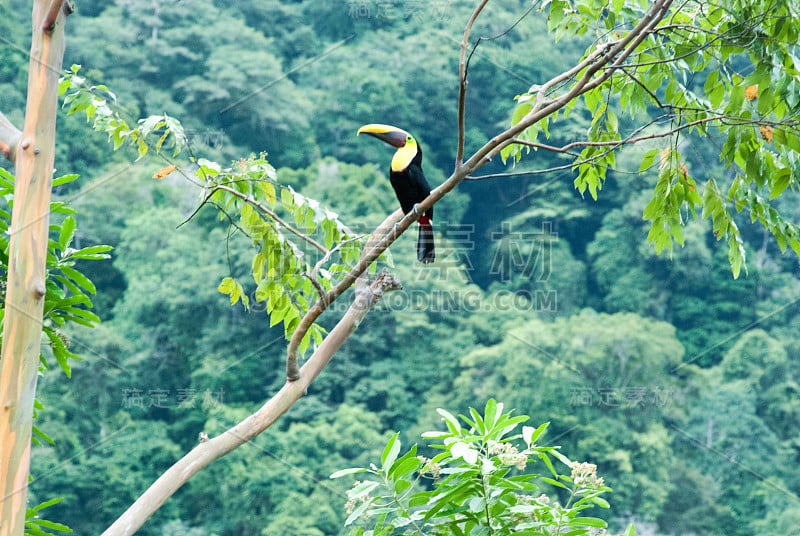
333, 400, 634, 536
503, 0, 800, 276
0, 167, 109, 534
199, 154, 365, 354
58, 66, 369, 357
0, 168, 109, 377
59, 64, 186, 159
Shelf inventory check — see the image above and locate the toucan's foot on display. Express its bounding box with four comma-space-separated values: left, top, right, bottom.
412, 203, 421, 216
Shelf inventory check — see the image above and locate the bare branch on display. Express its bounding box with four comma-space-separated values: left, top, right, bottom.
285, 209, 404, 380
456, 0, 491, 167
0, 0, 69, 531
0, 112, 22, 163
101, 270, 402, 536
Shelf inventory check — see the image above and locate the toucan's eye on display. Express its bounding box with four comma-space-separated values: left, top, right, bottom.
407, 135, 413, 143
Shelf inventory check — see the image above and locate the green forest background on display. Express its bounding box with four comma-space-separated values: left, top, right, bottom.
2, 0, 800, 534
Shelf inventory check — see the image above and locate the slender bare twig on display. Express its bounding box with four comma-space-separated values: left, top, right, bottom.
456, 0, 491, 167
467, 112, 722, 181
305, 234, 365, 300
517, 114, 725, 153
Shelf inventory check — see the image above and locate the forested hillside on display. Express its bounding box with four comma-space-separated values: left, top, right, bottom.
2, 0, 800, 534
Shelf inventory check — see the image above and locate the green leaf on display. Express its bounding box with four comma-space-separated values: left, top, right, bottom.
52, 174, 80, 187
67, 244, 112, 260
540, 476, 569, 489
523, 422, 549, 446
330, 467, 368, 479
344, 495, 374, 527
59, 265, 96, 295
28, 519, 72, 532
44, 327, 73, 378
483, 399, 499, 430
437, 408, 462, 435
349, 480, 380, 501
381, 432, 401, 471
770, 167, 792, 199
58, 216, 76, 251
27, 497, 65, 515
32, 424, 55, 446
450, 442, 479, 464
217, 277, 235, 294
260, 180, 277, 206
568, 517, 607, 528
389, 454, 422, 482
639, 149, 660, 172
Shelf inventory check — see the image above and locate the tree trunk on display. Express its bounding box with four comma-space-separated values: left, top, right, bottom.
0, 2, 71, 534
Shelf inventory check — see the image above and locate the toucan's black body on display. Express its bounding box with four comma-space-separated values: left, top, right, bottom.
358, 124, 435, 263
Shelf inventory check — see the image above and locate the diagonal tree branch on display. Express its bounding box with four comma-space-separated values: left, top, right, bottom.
101, 269, 402, 536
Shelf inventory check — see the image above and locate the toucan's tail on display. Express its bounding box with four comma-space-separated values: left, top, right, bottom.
417, 217, 435, 263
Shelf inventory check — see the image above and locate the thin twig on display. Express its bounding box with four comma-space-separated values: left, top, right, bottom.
456, 0, 491, 168
214, 184, 329, 255
468, 112, 723, 181
305, 234, 365, 300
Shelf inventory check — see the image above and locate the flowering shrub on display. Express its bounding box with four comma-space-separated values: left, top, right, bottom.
331, 399, 635, 535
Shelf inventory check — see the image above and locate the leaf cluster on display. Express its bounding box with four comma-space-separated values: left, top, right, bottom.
0, 168, 109, 535
333, 399, 633, 536
59, 64, 186, 159
503, 0, 800, 277
59, 65, 374, 357
200, 154, 368, 355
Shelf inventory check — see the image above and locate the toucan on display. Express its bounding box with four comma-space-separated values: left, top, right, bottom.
357, 123, 435, 263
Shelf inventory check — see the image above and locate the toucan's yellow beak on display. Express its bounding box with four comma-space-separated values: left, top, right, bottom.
357, 123, 410, 148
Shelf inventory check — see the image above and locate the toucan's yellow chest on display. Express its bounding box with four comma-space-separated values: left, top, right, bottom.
391, 140, 418, 172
